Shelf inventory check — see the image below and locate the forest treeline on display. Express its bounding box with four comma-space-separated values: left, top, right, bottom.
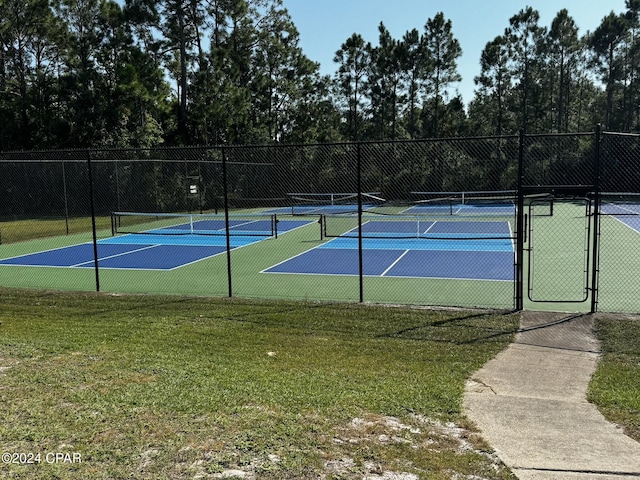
1, 0, 639, 150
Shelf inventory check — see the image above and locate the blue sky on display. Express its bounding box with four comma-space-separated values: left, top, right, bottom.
283, 0, 627, 105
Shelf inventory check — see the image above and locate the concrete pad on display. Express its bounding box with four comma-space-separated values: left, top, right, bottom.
465, 394, 640, 473
464, 312, 640, 479
468, 344, 599, 402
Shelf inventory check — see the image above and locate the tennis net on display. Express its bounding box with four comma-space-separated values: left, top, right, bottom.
320, 213, 514, 241
287, 192, 385, 215
111, 212, 277, 237
409, 190, 517, 216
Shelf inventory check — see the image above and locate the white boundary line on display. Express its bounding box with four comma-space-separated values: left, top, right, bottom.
380, 250, 409, 276
261, 244, 514, 282
0, 241, 95, 262
0, 235, 269, 271
71, 244, 159, 267
259, 241, 328, 273
262, 269, 513, 283
609, 213, 640, 234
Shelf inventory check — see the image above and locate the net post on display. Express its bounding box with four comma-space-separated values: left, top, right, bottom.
272, 214, 278, 239
319, 214, 325, 240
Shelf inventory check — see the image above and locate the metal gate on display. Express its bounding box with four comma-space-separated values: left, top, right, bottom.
517, 131, 600, 310
526, 195, 593, 303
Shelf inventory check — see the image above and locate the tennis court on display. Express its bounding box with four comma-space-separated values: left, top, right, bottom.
3, 132, 640, 312
600, 198, 640, 232
0, 191, 636, 312
0, 189, 524, 310
264, 217, 514, 281
0, 216, 311, 271
0, 212, 514, 280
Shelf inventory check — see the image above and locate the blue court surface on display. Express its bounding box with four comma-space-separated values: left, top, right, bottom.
0, 219, 310, 271
601, 202, 640, 232
263, 220, 515, 281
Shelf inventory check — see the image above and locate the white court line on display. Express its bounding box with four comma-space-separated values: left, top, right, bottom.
423, 220, 437, 234
380, 250, 410, 277
610, 214, 640, 234
602, 203, 640, 215
71, 244, 160, 267
259, 242, 327, 273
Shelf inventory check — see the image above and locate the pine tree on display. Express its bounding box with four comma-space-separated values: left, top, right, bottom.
334, 33, 368, 141
473, 35, 513, 135
422, 12, 462, 137
546, 9, 580, 132
589, 12, 628, 130
505, 7, 545, 132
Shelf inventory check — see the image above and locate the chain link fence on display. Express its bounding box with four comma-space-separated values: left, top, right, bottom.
0, 130, 639, 312
520, 133, 597, 307
598, 132, 640, 312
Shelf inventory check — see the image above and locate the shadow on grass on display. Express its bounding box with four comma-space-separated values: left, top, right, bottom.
376, 310, 521, 345
1, 287, 521, 347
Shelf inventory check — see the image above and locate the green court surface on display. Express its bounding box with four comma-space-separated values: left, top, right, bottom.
0, 203, 638, 313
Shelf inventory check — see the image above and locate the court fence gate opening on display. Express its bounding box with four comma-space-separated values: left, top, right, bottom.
1, 126, 639, 313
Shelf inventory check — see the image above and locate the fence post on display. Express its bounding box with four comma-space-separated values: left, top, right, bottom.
221, 147, 233, 298
86, 149, 100, 292
590, 125, 602, 313
357, 142, 364, 303
61, 158, 70, 235
515, 130, 525, 311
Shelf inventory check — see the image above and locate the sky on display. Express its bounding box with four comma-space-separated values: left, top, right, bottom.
283, 0, 628, 105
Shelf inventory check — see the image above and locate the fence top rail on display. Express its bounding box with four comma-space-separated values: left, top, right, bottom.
0, 133, 535, 159
0, 129, 609, 166
0, 156, 274, 165
601, 131, 640, 138
522, 131, 596, 139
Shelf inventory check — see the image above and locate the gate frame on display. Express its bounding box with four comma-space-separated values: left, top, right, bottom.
526, 194, 593, 304
514, 126, 602, 313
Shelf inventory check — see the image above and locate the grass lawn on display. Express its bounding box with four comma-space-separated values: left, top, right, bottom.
0, 288, 520, 479
589, 315, 640, 442
0, 216, 112, 245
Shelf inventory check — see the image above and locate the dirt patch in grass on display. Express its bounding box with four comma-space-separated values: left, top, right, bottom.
172, 412, 511, 480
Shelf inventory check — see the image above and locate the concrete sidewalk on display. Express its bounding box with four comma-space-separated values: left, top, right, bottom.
464, 312, 640, 480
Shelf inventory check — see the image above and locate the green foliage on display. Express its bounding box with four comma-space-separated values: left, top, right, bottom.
3, 1, 640, 148
589, 317, 640, 441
